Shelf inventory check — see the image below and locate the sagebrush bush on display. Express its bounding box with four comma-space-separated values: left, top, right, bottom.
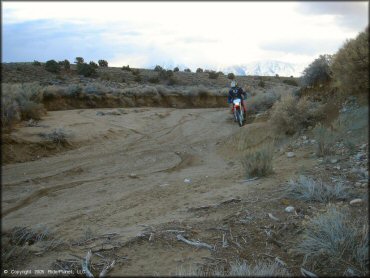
62, 59, 70, 70
283, 79, 298, 86
242, 141, 274, 178
39, 128, 70, 145
75, 57, 84, 64
77, 63, 96, 77
131, 69, 140, 76
208, 71, 219, 79
246, 91, 280, 114
134, 75, 142, 82
287, 175, 351, 202
89, 61, 99, 69
295, 206, 368, 275
196, 68, 203, 73
270, 94, 325, 135
154, 65, 163, 71
98, 59, 108, 67
148, 76, 160, 84
122, 65, 131, 71
173, 67, 179, 72
159, 69, 173, 80
167, 77, 177, 85
301, 54, 332, 87
1, 83, 46, 128
331, 27, 369, 95
258, 80, 265, 88
184, 68, 191, 72
32, 60, 41, 66
45, 60, 61, 73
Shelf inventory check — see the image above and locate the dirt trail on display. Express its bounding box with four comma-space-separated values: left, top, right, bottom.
2, 107, 318, 275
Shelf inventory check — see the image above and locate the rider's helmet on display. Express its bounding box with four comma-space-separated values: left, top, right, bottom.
231, 80, 237, 88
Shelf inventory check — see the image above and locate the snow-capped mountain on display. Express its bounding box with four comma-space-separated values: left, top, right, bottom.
219, 60, 305, 77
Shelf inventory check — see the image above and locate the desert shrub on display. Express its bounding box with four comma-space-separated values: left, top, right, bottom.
159, 69, 173, 80
167, 77, 177, 85
301, 54, 332, 87
39, 128, 70, 145
98, 59, 108, 67
1, 98, 20, 128
242, 141, 274, 178
122, 65, 131, 71
208, 71, 219, 79
184, 68, 191, 72
62, 59, 70, 70
283, 79, 298, 86
173, 67, 179, 72
19, 100, 45, 120
148, 76, 160, 84
196, 68, 203, 73
1, 83, 45, 128
258, 79, 265, 88
77, 63, 96, 77
75, 57, 84, 64
331, 28, 369, 95
83, 83, 110, 95
131, 69, 140, 76
89, 61, 99, 69
246, 91, 280, 114
134, 75, 142, 82
295, 206, 368, 275
45, 60, 61, 73
287, 175, 351, 202
227, 73, 235, 80
32, 60, 41, 66
270, 94, 325, 135
154, 65, 163, 71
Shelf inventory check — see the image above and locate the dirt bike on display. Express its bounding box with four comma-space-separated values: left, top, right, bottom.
232, 98, 244, 127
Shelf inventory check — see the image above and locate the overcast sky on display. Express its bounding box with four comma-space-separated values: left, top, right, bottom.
2, 1, 368, 71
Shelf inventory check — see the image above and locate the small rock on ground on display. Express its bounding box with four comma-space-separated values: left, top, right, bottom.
286, 152, 295, 158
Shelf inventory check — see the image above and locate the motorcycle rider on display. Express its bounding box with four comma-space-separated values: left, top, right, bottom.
228, 80, 247, 115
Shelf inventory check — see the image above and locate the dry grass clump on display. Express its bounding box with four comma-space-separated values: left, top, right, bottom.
1, 83, 46, 129
229, 260, 290, 276
295, 206, 368, 276
287, 175, 351, 202
39, 128, 71, 145
176, 260, 289, 276
2, 225, 65, 269
242, 141, 274, 178
269, 94, 324, 135
313, 123, 337, 156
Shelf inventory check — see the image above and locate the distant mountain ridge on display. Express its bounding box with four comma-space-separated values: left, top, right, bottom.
218, 60, 305, 77
152, 60, 305, 77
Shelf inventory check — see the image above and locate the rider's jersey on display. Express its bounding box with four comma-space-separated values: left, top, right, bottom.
228, 87, 246, 103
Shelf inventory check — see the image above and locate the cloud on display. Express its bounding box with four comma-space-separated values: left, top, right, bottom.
295, 2, 368, 30
2, 19, 138, 63
259, 38, 344, 56
2, 1, 368, 69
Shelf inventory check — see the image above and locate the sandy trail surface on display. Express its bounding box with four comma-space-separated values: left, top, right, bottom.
2, 107, 317, 275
